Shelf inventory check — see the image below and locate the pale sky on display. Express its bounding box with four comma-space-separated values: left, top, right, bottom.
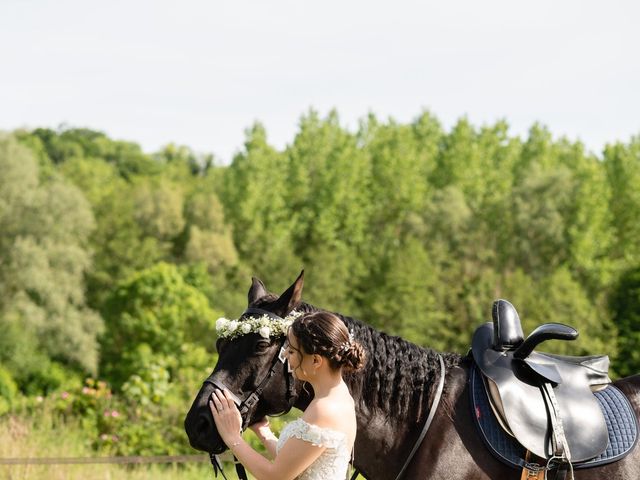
1, 0, 638, 163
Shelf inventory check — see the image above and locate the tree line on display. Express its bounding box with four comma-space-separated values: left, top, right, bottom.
0, 111, 639, 451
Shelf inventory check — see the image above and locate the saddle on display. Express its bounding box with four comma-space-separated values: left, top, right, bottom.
471, 299, 611, 464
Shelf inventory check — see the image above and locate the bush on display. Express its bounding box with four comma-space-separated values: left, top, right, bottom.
0, 365, 18, 401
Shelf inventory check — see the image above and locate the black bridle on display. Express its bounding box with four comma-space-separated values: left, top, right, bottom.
203, 307, 298, 479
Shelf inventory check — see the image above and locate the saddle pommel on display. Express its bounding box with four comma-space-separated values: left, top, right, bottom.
514, 323, 578, 360
492, 299, 524, 351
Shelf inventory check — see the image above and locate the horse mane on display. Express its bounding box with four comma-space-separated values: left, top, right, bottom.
296, 302, 463, 423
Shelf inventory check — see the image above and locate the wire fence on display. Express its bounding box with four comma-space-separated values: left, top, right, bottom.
0, 455, 209, 465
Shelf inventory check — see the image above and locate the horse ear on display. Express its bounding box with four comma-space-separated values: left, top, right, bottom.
248, 277, 268, 305
271, 270, 304, 317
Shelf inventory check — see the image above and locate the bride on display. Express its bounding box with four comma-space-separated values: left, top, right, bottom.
209, 311, 366, 480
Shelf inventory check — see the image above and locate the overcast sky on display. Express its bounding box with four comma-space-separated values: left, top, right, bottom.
1, 0, 638, 163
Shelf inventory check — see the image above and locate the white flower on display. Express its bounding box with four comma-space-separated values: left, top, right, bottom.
216, 310, 301, 339
258, 326, 271, 339
216, 318, 230, 331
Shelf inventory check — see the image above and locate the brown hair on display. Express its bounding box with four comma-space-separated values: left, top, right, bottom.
290, 311, 366, 372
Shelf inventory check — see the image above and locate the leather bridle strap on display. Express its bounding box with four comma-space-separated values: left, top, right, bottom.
203, 336, 294, 430
393, 353, 446, 480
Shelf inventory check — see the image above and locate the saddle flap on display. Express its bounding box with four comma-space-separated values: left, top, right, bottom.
524, 355, 563, 384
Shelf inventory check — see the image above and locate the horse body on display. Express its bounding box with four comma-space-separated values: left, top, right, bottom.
184, 274, 640, 479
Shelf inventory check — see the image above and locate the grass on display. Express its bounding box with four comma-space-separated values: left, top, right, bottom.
0, 414, 239, 480
0, 409, 365, 480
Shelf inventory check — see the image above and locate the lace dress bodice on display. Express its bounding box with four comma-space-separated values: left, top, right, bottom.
276, 418, 351, 480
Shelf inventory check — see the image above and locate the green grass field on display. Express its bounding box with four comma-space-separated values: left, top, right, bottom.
0, 411, 365, 480
0, 415, 244, 480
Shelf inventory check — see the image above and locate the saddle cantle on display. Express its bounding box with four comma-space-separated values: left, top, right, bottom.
471, 299, 611, 463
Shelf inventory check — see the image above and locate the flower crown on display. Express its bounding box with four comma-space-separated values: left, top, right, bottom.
216, 310, 303, 340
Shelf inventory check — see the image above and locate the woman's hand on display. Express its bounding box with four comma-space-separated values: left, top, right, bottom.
209, 389, 243, 445
249, 417, 271, 435
249, 416, 277, 447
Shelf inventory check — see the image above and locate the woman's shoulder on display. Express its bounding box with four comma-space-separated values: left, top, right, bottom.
303, 393, 354, 429
284, 417, 348, 449
301, 391, 356, 441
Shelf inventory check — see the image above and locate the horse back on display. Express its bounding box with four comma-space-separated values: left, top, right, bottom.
615, 374, 640, 413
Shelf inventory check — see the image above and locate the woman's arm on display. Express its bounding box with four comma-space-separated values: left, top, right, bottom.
210, 390, 325, 480
227, 435, 325, 480
249, 418, 278, 459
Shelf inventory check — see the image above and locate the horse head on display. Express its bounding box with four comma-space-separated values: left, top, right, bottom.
184, 271, 307, 454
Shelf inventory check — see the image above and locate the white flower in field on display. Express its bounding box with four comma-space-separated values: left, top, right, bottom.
258, 326, 271, 339
227, 320, 239, 333
241, 323, 252, 334
216, 318, 230, 331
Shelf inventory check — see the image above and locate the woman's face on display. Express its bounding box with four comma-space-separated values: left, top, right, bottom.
286, 331, 312, 381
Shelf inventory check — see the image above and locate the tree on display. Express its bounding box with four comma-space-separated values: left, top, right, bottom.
100, 262, 219, 387
0, 134, 102, 387
222, 122, 301, 285
610, 266, 640, 378
604, 138, 640, 266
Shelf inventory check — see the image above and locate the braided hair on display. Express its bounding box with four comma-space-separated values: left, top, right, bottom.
290, 311, 366, 372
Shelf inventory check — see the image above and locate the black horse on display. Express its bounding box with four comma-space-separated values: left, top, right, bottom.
185, 273, 640, 479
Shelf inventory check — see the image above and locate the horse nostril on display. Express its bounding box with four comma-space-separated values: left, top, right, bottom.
197, 414, 212, 435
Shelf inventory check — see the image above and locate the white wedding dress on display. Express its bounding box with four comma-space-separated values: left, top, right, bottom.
276, 418, 352, 480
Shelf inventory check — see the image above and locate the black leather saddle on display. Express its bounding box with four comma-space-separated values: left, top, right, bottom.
471, 299, 611, 463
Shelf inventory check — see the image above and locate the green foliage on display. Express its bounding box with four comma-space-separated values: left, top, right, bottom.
101, 262, 219, 387
610, 266, 640, 378
3, 115, 640, 457
0, 134, 102, 384
604, 138, 640, 265
0, 365, 18, 415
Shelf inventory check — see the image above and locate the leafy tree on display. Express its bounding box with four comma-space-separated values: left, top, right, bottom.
222, 123, 301, 285
610, 266, 640, 378
100, 262, 219, 387
604, 138, 640, 266
0, 134, 102, 385
179, 191, 239, 272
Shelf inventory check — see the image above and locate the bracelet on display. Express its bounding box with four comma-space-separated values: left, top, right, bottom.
229, 438, 242, 449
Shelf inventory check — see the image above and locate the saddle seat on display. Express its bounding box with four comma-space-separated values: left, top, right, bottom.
471, 299, 611, 463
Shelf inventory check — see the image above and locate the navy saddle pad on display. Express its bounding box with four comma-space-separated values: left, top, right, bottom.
470, 364, 638, 469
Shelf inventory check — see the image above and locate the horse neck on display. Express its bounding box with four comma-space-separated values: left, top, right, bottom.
296, 303, 455, 425
346, 316, 448, 422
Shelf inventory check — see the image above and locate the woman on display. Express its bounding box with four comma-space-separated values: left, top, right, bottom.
209, 311, 366, 480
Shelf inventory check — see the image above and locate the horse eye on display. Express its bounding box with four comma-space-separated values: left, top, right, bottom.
254, 339, 271, 354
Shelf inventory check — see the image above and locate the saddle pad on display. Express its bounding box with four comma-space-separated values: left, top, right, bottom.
470, 365, 639, 469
